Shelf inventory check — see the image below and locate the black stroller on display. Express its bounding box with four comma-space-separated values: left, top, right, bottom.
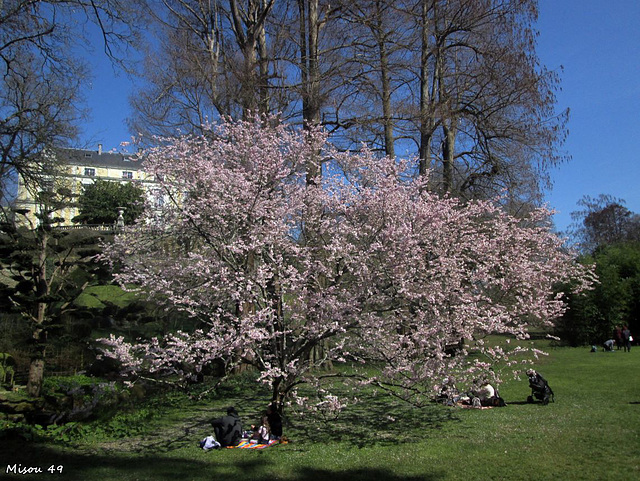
526, 370, 554, 405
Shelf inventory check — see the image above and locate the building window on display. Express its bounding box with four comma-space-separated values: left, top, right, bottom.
84, 167, 96, 176
122, 171, 133, 179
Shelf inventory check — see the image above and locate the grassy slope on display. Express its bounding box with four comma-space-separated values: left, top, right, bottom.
1, 346, 639, 481
73, 285, 139, 309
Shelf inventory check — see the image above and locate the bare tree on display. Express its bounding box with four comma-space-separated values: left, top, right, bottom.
229, 0, 276, 116
0, 0, 147, 397
418, 0, 567, 201
130, 0, 287, 140
129, 0, 230, 138
1, 0, 147, 204
0, 51, 84, 212
569, 195, 640, 252
333, 0, 566, 205
127, 0, 566, 208
1, 2, 80, 208
330, 0, 416, 158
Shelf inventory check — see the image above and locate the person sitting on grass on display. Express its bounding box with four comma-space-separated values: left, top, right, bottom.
474, 381, 495, 403
250, 413, 272, 444
470, 378, 506, 407
210, 406, 243, 447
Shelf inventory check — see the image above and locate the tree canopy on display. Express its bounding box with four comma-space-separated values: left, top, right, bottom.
555, 196, 640, 346
99, 117, 590, 408
73, 179, 145, 225
568, 194, 640, 253
129, 0, 565, 207
556, 243, 640, 347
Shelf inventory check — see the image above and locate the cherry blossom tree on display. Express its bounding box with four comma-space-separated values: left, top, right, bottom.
99, 116, 591, 410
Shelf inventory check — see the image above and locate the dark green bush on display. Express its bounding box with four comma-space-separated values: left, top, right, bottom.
556, 242, 640, 346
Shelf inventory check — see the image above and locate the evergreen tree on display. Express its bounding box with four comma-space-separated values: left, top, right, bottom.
73, 179, 145, 225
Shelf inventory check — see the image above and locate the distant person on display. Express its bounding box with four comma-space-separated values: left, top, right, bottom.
603, 339, 615, 352
622, 326, 632, 352
210, 406, 243, 447
266, 403, 283, 439
615, 326, 624, 350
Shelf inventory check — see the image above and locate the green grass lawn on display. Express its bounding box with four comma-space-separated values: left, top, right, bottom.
73, 285, 139, 309
1, 346, 639, 480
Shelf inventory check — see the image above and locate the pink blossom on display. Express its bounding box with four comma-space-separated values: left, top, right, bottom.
98, 116, 593, 407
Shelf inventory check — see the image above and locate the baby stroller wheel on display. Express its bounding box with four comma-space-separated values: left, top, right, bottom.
527, 395, 534, 404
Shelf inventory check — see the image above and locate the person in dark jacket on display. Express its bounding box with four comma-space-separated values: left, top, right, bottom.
210, 406, 242, 447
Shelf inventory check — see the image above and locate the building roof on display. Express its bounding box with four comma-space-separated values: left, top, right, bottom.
54, 146, 145, 170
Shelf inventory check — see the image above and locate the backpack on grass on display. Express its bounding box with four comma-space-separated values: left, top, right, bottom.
200, 435, 221, 450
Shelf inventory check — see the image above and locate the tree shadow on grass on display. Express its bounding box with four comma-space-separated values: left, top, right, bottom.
1, 379, 457, 479
1, 438, 206, 481
293, 467, 443, 481
127, 387, 277, 454
288, 395, 461, 448
0, 438, 445, 481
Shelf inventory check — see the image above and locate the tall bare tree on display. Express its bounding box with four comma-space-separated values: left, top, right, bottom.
129, 0, 229, 137
1, 0, 146, 204
331, 0, 415, 158
0, 51, 84, 210
0, 0, 147, 397
130, 0, 286, 139
229, 0, 276, 116
128, 0, 566, 207
332, 0, 566, 205
416, 0, 567, 201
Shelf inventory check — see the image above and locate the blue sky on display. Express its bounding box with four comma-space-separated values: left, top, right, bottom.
537, 0, 640, 232
78, 0, 640, 234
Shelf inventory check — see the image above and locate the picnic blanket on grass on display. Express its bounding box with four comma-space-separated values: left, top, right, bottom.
228, 439, 281, 449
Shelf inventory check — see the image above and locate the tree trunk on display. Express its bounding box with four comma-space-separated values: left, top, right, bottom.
257, 18, 270, 114
419, 0, 434, 176
27, 358, 45, 398
375, 0, 395, 158
299, 0, 322, 184
434, 0, 455, 195
442, 123, 455, 194
27, 229, 49, 397
230, 0, 275, 118
271, 377, 285, 412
